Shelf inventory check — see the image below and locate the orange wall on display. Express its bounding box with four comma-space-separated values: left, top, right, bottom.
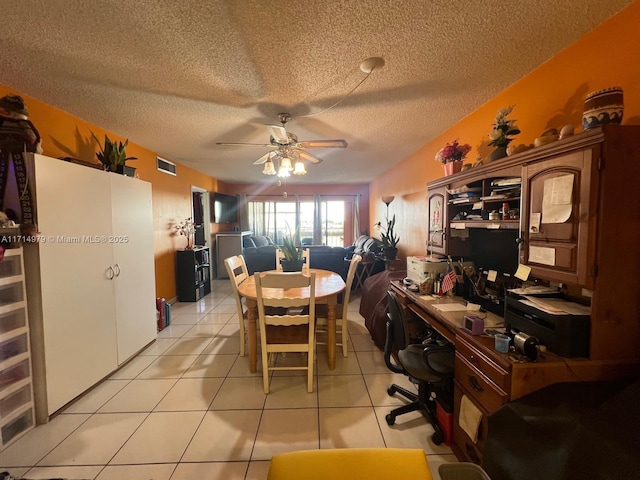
370, 1, 640, 259
0, 84, 217, 299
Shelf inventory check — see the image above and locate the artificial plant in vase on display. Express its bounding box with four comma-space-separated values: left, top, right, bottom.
91, 132, 137, 174
175, 217, 195, 249
488, 105, 520, 161
275, 224, 306, 271
375, 214, 400, 260
434, 139, 472, 176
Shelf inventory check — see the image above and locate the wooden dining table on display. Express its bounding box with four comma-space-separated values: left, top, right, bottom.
237, 268, 346, 373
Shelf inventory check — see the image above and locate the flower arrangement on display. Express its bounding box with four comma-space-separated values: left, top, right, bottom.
435, 139, 472, 164
175, 217, 195, 238
488, 105, 520, 147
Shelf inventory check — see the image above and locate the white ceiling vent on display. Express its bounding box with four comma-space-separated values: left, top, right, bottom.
157, 157, 176, 176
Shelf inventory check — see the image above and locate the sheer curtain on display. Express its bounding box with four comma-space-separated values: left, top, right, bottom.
353, 193, 361, 239
313, 194, 322, 245
238, 193, 249, 231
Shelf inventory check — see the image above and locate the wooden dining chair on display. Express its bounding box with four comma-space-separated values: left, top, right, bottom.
316, 254, 362, 357
224, 255, 250, 356
255, 271, 316, 394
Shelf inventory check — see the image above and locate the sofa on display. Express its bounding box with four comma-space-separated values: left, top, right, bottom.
242, 234, 384, 280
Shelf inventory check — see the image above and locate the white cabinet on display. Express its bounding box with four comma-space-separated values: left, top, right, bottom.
0, 248, 35, 450
24, 154, 156, 421
110, 174, 157, 363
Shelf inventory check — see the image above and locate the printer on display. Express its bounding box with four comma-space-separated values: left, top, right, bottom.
504, 293, 590, 358
406, 256, 474, 283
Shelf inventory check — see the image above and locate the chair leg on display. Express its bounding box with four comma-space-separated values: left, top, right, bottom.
239, 319, 246, 357
341, 320, 348, 357
261, 350, 270, 394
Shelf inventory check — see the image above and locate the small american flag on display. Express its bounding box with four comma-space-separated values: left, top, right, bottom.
439, 266, 457, 295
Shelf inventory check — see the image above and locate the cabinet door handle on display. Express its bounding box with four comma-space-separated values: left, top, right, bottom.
114, 263, 121, 277
107, 266, 115, 280
468, 374, 484, 392
469, 354, 480, 367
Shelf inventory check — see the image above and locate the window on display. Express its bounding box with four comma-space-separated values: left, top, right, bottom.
248, 198, 347, 246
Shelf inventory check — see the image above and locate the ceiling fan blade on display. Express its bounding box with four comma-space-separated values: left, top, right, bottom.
267, 125, 289, 144
297, 139, 348, 148
216, 142, 273, 147
298, 150, 323, 164
252, 152, 273, 165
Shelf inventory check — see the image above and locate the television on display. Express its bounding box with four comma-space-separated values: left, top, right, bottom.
211, 192, 238, 224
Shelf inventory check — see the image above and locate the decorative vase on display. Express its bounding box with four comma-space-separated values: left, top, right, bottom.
489, 146, 508, 162
185, 235, 193, 250
443, 161, 463, 176
280, 259, 305, 272
582, 87, 624, 130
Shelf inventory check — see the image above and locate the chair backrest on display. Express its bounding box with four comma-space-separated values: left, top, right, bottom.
341, 254, 362, 316
384, 290, 411, 374
224, 254, 249, 309
255, 271, 316, 326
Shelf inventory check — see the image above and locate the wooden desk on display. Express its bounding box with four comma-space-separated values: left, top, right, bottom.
238, 269, 346, 372
389, 280, 640, 464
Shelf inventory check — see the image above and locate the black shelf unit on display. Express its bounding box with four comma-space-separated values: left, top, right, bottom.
176, 247, 211, 302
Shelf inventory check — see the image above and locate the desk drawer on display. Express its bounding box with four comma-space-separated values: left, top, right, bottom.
452, 384, 486, 465
456, 354, 508, 414
456, 335, 510, 392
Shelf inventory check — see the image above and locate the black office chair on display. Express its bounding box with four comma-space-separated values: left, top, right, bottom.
384, 291, 455, 445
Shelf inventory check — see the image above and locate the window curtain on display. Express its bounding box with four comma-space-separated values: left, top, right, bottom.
313, 194, 322, 245
353, 193, 361, 239
238, 193, 249, 231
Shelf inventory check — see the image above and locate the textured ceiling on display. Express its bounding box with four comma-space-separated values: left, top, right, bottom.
0, 0, 633, 184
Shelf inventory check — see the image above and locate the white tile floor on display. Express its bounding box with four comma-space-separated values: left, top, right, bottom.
0, 280, 458, 479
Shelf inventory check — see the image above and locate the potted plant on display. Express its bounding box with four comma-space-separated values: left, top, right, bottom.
375, 214, 400, 260
434, 139, 472, 176
275, 224, 306, 272
488, 105, 520, 161
91, 132, 138, 176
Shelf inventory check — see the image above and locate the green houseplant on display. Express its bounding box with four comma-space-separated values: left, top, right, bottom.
375, 214, 400, 259
274, 224, 306, 271
91, 132, 137, 175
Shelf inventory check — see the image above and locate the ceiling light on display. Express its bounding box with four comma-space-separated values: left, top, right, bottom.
262, 158, 276, 175
293, 160, 307, 175
277, 165, 290, 178
280, 156, 293, 171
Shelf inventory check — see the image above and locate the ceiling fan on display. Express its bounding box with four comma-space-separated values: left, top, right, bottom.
216, 113, 348, 166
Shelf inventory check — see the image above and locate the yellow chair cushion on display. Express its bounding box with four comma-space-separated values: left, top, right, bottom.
267, 448, 433, 480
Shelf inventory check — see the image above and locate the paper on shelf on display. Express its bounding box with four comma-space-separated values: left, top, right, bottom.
432, 303, 471, 312
529, 246, 556, 266
542, 174, 574, 223
521, 296, 591, 315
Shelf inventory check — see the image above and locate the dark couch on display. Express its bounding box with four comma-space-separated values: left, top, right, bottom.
242, 234, 383, 280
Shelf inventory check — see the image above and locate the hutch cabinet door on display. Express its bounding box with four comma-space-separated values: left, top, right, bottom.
427, 186, 447, 256
520, 149, 597, 287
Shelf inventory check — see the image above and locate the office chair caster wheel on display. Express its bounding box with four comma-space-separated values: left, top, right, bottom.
385, 413, 395, 426
387, 385, 397, 396
431, 431, 444, 445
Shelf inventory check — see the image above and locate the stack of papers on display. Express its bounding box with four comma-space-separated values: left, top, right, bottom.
519, 296, 591, 315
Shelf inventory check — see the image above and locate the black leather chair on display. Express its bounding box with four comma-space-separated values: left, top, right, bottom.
384, 291, 455, 445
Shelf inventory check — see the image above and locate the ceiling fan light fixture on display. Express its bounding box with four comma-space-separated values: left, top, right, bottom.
280, 156, 293, 171
293, 160, 307, 175
277, 165, 290, 178
262, 158, 276, 175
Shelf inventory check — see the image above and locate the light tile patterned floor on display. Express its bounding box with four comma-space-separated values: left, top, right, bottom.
0, 280, 458, 479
